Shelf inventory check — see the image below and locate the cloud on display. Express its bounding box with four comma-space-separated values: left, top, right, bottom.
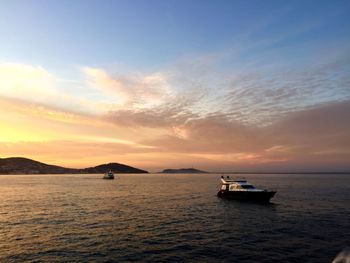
82, 67, 172, 108
220, 59, 350, 125
1, 40, 349, 171
0, 63, 108, 115
96, 52, 349, 171
133, 100, 350, 171
0, 63, 56, 101
102, 54, 350, 129
266, 100, 350, 155
105, 90, 203, 129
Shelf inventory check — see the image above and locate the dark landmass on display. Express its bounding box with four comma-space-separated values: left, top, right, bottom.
0, 157, 148, 174
161, 168, 207, 174
82, 163, 147, 174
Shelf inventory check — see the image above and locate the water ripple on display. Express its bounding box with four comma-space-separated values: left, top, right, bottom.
0, 173, 349, 262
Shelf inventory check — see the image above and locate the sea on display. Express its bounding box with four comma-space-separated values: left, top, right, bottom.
0, 173, 349, 262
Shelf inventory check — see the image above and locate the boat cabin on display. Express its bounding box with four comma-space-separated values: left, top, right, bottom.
220, 176, 257, 191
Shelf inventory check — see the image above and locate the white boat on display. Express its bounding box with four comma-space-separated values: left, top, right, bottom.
217, 176, 276, 202
103, 170, 114, 179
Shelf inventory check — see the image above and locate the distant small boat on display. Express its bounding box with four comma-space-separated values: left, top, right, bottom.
103, 170, 114, 180
217, 176, 276, 202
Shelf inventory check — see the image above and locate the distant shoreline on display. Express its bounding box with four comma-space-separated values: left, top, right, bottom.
1, 157, 349, 175
1, 172, 349, 175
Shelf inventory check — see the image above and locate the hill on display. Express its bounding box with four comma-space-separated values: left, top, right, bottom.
0, 157, 148, 174
82, 162, 147, 174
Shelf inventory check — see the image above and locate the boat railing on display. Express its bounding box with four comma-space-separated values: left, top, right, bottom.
220, 175, 247, 183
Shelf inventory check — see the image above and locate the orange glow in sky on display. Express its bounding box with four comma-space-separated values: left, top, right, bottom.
1, 1, 349, 172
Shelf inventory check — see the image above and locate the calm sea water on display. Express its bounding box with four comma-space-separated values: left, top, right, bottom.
0, 173, 349, 262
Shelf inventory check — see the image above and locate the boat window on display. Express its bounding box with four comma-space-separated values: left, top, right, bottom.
221, 185, 227, 190
229, 185, 238, 191
241, 185, 255, 189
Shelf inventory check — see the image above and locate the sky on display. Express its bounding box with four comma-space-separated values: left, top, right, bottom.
0, 0, 349, 172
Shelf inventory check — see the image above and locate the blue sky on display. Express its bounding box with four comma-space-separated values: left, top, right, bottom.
1, 0, 349, 71
0, 0, 350, 171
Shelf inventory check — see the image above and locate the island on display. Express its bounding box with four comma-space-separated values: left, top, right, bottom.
0, 157, 148, 174
161, 168, 207, 174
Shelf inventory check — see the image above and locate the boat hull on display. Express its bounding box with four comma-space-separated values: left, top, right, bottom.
103, 175, 114, 179
217, 190, 276, 203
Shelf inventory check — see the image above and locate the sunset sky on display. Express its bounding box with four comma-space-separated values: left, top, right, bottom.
0, 0, 349, 172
